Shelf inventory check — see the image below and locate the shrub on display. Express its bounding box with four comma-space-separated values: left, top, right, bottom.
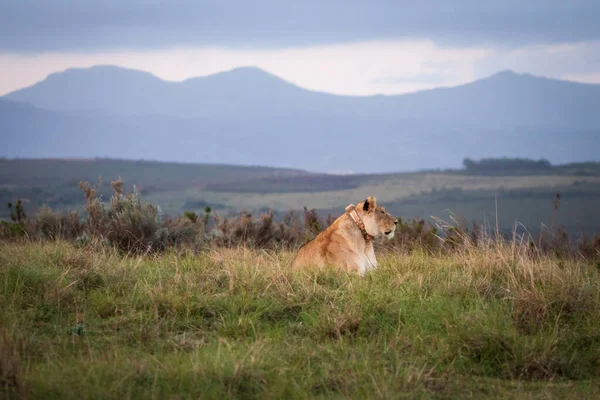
36, 206, 83, 240
8, 200, 26, 223
183, 211, 198, 223
303, 207, 324, 238
386, 217, 439, 252
76, 178, 204, 253
577, 234, 600, 261
2, 177, 599, 261
213, 210, 298, 249
0, 201, 28, 240
0, 220, 27, 240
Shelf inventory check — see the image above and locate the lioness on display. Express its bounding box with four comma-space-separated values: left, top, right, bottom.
292, 196, 397, 275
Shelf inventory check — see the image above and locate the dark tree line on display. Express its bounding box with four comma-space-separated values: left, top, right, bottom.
463, 157, 552, 173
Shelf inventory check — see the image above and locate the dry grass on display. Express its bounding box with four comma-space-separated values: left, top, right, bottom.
1, 238, 599, 398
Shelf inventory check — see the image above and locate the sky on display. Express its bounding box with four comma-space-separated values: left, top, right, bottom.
1, 0, 600, 96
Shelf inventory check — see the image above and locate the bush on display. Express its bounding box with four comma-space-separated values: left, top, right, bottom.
577, 234, 600, 261
184, 211, 198, 223
8, 200, 26, 223
36, 206, 83, 240
213, 210, 299, 249
0, 201, 29, 240
386, 217, 439, 252
75, 178, 207, 253
1, 177, 599, 261
0, 220, 27, 239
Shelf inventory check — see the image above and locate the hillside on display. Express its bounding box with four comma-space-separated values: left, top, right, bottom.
1, 108, 598, 173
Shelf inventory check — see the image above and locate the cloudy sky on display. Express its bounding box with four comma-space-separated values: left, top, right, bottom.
1, 0, 600, 95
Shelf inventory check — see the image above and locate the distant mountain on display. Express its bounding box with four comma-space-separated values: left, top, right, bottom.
4, 66, 331, 118
6, 66, 600, 129
2, 66, 600, 172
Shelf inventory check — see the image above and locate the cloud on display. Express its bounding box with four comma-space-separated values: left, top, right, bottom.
1, 1, 599, 52
371, 73, 458, 85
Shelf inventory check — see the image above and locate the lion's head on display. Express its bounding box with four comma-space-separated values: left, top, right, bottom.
356, 196, 397, 239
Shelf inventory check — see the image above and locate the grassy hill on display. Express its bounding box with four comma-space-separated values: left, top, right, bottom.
1, 158, 600, 238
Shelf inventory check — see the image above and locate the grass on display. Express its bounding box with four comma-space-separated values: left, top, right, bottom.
2, 158, 600, 238
1, 241, 600, 398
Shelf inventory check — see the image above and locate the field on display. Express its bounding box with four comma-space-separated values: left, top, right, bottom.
2, 158, 600, 398
2, 158, 600, 239
2, 241, 600, 399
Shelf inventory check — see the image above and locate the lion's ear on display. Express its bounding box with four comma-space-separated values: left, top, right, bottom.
363, 196, 377, 212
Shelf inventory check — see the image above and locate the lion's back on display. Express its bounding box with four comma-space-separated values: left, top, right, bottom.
291, 223, 350, 269
291, 238, 318, 268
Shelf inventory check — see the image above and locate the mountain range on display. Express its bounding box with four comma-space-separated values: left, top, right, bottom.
2, 66, 599, 172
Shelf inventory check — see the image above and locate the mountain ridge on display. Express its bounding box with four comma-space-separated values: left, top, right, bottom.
5, 65, 600, 129
2, 65, 599, 172
13, 65, 600, 99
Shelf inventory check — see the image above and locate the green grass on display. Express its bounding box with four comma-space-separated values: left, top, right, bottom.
1, 241, 600, 398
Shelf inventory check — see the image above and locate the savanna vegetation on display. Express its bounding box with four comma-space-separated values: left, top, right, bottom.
2, 157, 600, 239
2, 241, 600, 399
1, 167, 600, 398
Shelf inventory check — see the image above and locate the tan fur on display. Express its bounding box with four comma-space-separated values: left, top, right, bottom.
291, 196, 397, 275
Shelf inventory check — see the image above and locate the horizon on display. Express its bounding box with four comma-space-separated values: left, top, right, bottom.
2, 156, 598, 176
3, 63, 598, 99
